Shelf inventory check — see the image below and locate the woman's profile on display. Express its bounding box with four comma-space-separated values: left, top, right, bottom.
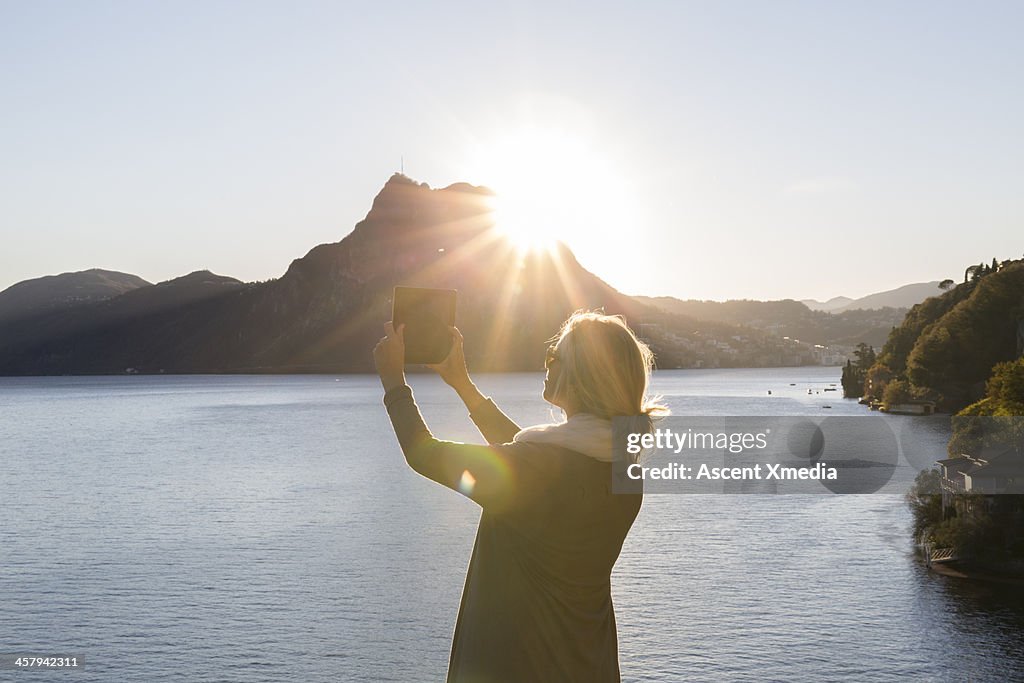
373, 311, 665, 682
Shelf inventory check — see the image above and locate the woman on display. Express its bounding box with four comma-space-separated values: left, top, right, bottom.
373, 311, 665, 682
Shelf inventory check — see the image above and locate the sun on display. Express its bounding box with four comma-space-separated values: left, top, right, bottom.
465, 127, 632, 253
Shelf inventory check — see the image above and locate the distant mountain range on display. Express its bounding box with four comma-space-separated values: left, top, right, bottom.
632, 296, 905, 348
801, 281, 942, 313
0, 176, 686, 374
0, 175, 948, 375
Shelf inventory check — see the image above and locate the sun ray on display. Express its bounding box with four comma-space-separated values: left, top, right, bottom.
481, 243, 530, 370
548, 242, 588, 310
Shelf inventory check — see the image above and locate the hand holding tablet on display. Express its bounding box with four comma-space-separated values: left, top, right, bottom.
391, 286, 457, 364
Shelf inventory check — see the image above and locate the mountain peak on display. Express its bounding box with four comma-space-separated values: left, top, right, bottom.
385, 172, 428, 188
161, 270, 241, 286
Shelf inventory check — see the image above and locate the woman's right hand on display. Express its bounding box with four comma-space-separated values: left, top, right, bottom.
428, 326, 471, 388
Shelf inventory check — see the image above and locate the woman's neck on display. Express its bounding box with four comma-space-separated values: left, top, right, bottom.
562, 401, 586, 419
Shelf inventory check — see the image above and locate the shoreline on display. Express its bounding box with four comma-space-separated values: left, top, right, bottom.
926, 559, 1024, 585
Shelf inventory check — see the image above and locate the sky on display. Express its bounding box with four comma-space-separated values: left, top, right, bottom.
1, 1, 1022, 302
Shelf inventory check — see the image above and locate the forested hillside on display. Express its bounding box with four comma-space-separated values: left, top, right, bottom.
863, 259, 1024, 411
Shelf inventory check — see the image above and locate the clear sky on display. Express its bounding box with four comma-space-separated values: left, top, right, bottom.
2, 1, 1021, 301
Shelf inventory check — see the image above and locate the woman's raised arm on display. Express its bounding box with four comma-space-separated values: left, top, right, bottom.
382, 383, 521, 510
428, 327, 521, 444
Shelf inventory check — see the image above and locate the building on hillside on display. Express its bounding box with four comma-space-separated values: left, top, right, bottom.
937, 446, 1024, 516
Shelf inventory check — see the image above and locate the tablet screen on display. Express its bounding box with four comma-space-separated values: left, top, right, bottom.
392, 286, 457, 364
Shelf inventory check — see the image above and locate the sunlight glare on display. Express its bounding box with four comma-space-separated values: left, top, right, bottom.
467, 128, 632, 254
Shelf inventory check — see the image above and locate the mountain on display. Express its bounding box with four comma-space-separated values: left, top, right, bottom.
0, 271, 245, 361
101, 270, 244, 315
800, 295, 853, 312
633, 296, 904, 348
0, 175, 730, 375
802, 281, 942, 313
0, 268, 150, 322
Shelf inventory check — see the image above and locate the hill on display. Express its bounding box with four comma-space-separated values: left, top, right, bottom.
0, 271, 245, 362
863, 259, 1024, 411
802, 281, 942, 313
801, 295, 853, 312
0, 269, 150, 322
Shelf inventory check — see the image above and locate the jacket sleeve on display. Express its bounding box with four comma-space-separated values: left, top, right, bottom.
468, 396, 522, 445
383, 384, 521, 511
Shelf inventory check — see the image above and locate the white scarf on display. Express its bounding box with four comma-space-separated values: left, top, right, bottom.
512, 413, 613, 462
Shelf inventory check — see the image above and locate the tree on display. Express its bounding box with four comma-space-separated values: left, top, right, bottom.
986, 358, 1024, 408
841, 360, 860, 398
939, 279, 955, 291
948, 357, 1024, 456
853, 342, 876, 368
906, 468, 942, 539
841, 343, 877, 398
882, 378, 914, 408
865, 363, 894, 399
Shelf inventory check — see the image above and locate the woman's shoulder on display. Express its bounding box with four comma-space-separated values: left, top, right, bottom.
510, 414, 615, 463
495, 440, 614, 481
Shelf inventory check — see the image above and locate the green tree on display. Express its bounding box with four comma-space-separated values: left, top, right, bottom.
841, 343, 877, 398
853, 342, 876, 368
904, 262, 1024, 409
986, 358, 1024, 409
882, 378, 915, 408
865, 363, 893, 399
906, 468, 942, 539
949, 357, 1024, 456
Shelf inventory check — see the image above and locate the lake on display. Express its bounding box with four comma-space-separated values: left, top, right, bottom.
2, 368, 1023, 681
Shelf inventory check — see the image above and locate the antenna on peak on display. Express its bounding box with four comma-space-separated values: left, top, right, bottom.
400, 155, 404, 175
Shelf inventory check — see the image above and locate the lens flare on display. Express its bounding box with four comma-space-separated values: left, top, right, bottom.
458, 469, 477, 496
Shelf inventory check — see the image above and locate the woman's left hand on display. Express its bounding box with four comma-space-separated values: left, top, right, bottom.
373, 322, 406, 391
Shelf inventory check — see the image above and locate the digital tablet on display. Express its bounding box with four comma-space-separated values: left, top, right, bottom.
392, 286, 457, 364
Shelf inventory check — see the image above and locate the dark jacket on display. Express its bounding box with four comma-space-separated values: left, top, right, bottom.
383, 384, 642, 683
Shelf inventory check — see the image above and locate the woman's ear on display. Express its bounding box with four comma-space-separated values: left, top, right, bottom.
544, 366, 566, 408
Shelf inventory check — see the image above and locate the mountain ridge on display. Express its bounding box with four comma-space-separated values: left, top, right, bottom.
4, 174, 944, 375
632, 295, 904, 348
802, 281, 942, 312
0, 175, 686, 374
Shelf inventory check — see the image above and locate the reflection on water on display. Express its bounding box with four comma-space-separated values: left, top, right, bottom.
0, 369, 1022, 682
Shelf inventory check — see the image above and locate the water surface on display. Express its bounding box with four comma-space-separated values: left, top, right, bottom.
1, 369, 1022, 681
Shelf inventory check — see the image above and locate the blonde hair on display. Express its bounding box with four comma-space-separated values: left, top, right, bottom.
548, 310, 668, 433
